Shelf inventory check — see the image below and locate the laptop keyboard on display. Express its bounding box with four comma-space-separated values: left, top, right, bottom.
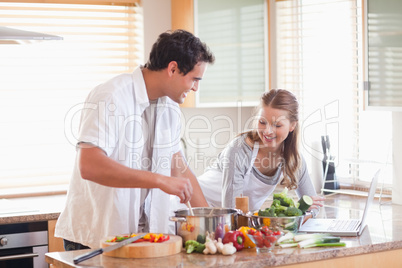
328, 219, 359, 231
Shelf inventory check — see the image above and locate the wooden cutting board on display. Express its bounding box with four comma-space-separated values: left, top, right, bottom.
100, 234, 182, 258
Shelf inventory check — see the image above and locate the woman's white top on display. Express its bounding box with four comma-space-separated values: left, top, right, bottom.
198, 134, 317, 212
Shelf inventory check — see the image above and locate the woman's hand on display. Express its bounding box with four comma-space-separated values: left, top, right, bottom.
301, 195, 325, 223
302, 195, 326, 223
309, 195, 325, 210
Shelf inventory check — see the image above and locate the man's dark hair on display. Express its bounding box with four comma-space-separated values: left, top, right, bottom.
144, 29, 215, 75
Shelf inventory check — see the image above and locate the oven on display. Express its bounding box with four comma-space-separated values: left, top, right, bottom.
0, 221, 48, 268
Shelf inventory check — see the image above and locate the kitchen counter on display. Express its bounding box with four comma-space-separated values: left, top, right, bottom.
45, 194, 402, 267
0, 194, 66, 224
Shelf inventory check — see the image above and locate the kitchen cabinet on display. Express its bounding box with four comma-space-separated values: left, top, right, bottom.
48, 219, 64, 252
171, 0, 196, 108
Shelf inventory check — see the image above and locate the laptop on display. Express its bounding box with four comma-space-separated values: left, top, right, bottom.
299, 169, 380, 236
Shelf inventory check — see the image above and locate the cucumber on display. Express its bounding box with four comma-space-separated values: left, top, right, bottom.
321, 236, 341, 243
298, 195, 313, 214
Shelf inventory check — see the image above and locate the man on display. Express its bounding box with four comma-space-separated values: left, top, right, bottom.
55, 30, 215, 250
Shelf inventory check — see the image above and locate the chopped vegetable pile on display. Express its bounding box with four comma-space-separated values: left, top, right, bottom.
106, 233, 169, 243
182, 223, 195, 232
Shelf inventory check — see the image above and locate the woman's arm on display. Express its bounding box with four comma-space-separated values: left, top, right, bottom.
295, 157, 325, 219
220, 137, 253, 208
171, 150, 209, 207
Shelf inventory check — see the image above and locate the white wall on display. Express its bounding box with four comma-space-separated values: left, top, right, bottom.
142, 0, 172, 63
180, 106, 254, 176
392, 112, 402, 204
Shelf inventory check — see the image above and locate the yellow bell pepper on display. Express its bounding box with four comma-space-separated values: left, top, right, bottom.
263, 218, 271, 226
237, 226, 256, 248
254, 211, 271, 226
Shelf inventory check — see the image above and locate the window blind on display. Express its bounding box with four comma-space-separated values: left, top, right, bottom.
0, 1, 143, 191
272, 0, 392, 184
195, 0, 267, 106
366, 0, 402, 108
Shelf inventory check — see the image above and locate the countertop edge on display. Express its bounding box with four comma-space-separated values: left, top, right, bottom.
235, 241, 402, 267
0, 212, 61, 225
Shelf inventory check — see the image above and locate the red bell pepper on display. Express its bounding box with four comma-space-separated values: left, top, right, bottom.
222, 231, 245, 251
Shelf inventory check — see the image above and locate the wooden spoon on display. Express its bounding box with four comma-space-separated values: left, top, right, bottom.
186, 201, 194, 216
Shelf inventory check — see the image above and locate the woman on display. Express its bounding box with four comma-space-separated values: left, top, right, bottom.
198, 89, 323, 216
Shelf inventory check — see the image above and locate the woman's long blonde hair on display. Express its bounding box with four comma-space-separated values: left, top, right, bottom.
246, 89, 300, 189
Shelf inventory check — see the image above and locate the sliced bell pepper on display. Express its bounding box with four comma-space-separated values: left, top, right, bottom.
181, 223, 195, 232
106, 233, 170, 243
143, 233, 170, 242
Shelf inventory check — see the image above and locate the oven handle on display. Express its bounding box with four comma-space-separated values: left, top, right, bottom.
0, 253, 39, 261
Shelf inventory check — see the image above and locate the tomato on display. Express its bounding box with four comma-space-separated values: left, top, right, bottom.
254, 231, 262, 237
263, 238, 272, 248
254, 236, 264, 247
247, 228, 256, 235
252, 231, 263, 247
267, 235, 277, 243
273, 231, 281, 236
260, 226, 273, 236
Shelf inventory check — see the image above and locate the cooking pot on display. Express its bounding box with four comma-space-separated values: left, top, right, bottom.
169, 207, 239, 246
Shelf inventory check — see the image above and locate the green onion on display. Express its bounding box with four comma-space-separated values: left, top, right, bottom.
279, 242, 299, 248
302, 242, 346, 248
277, 232, 295, 244
279, 233, 345, 249
298, 236, 341, 248
293, 233, 330, 242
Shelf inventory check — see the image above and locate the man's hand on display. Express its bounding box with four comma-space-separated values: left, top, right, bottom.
158, 176, 193, 204
77, 144, 206, 205
170, 150, 209, 207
